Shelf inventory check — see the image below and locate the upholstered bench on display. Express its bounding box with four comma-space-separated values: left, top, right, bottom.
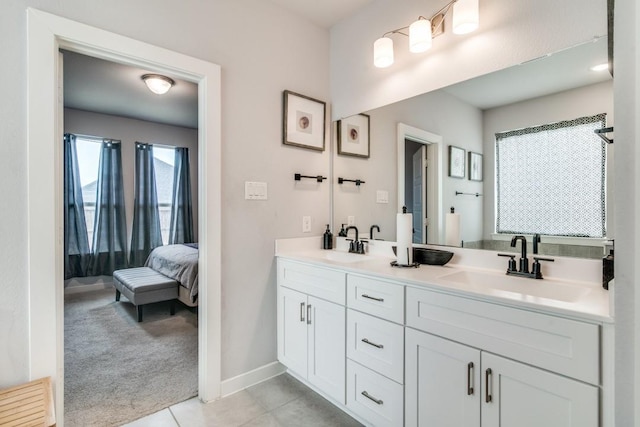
113, 267, 179, 322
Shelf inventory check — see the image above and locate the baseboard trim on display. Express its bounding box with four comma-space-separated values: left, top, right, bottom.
220, 361, 286, 397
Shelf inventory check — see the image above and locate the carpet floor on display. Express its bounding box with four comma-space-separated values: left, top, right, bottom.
64, 287, 198, 426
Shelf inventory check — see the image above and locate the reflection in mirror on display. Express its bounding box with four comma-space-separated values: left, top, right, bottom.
332, 37, 613, 259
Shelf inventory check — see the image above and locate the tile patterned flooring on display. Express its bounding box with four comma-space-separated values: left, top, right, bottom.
122, 373, 363, 427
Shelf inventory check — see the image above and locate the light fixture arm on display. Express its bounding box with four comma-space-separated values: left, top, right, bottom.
379, 0, 457, 39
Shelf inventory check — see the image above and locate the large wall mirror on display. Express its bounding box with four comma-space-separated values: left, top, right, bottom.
332, 36, 613, 259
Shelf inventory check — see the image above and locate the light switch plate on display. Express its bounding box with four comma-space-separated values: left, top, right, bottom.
376, 190, 389, 204
347, 216, 355, 226
245, 181, 268, 200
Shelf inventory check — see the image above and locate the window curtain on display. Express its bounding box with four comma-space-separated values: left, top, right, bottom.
63, 134, 91, 279
129, 143, 163, 267
90, 140, 128, 275
169, 147, 194, 244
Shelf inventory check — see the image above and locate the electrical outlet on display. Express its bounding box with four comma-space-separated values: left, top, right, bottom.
347, 215, 355, 226
302, 216, 311, 233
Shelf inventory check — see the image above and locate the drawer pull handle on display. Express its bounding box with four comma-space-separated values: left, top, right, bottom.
361, 294, 384, 302
361, 338, 384, 349
300, 302, 305, 322
485, 368, 492, 403
361, 390, 383, 405
307, 304, 312, 325
467, 362, 474, 395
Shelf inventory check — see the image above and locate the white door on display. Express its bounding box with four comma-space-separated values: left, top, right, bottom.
481, 353, 599, 427
405, 329, 481, 427
412, 146, 426, 244
308, 296, 346, 404
277, 286, 308, 377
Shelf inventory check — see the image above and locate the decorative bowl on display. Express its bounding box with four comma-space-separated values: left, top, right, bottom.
392, 246, 454, 266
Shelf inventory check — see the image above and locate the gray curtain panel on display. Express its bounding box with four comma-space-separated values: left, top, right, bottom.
90, 140, 128, 275
63, 134, 91, 279
169, 147, 194, 244
129, 143, 163, 267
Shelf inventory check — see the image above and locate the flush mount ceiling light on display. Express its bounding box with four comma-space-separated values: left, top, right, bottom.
590, 63, 609, 72
141, 74, 175, 95
373, 0, 479, 68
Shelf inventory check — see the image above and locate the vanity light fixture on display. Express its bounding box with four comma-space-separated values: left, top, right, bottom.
141, 74, 175, 95
373, 0, 479, 68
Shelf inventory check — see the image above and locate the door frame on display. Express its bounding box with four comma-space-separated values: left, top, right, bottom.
397, 123, 444, 244
27, 8, 222, 422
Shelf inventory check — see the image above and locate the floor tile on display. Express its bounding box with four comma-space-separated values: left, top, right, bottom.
240, 413, 282, 427
271, 391, 363, 427
121, 408, 178, 427
170, 392, 267, 427
245, 374, 309, 411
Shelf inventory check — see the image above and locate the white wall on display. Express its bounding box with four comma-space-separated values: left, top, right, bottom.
65, 108, 200, 245
482, 80, 614, 239
330, 0, 607, 119
333, 89, 483, 243
0, 0, 330, 387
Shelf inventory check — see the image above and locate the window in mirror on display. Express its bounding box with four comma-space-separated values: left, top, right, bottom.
496, 114, 606, 238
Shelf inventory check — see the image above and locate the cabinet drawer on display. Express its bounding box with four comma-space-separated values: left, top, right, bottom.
346, 359, 403, 427
406, 287, 600, 385
278, 259, 346, 305
347, 309, 404, 383
347, 274, 404, 323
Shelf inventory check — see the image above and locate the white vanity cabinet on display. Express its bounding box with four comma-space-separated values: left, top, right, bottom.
405, 287, 600, 427
277, 260, 346, 404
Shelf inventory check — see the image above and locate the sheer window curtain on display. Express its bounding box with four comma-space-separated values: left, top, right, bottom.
169, 147, 194, 244
63, 134, 91, 279
90, 140, 128, 276
129, 143, 163, 267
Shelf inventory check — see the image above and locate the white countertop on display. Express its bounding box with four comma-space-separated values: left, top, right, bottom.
275, 237, 612, 324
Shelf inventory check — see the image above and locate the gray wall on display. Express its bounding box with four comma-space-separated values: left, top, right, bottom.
65, 108, 200, 245
0, 0, 330, 386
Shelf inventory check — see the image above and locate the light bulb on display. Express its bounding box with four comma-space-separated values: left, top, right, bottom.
453, 0, 479, 35
374, 37, 394, 68
409, 19, 432, 53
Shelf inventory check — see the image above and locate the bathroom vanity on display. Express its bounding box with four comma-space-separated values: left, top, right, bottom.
275, 237, 612, 427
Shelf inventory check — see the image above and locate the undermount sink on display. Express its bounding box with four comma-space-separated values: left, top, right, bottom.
438, 270, 590, 303
321, 251, 373, 263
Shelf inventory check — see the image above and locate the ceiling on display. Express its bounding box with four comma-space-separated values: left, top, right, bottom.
62, 4, 610, 129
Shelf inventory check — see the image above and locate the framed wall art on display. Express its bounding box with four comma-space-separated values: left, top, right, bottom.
468, 151, 483, 181
337, 113, 370, 158
448, 145, 466, 178
282, 90, 326, 151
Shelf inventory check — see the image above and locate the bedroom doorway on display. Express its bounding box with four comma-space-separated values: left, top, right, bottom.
27, 8, 222, 423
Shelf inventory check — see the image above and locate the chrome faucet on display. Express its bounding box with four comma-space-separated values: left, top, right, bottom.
370, 225, 380, 240
346, 226, 366, 254
511, 235, 528, 273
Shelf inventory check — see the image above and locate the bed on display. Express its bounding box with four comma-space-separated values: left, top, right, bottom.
145, 243, 199, 307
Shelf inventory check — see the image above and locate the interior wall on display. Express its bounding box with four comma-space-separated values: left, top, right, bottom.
1, 0, 329, 387
482, 80, 614, 240
330, 0, 607, 119
64, 108, 200, 246
333, 89, 483, 243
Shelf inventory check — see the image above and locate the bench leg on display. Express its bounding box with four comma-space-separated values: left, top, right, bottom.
137, 305, 143, 322
170, 300, 176, 316
115, 289, 121, 302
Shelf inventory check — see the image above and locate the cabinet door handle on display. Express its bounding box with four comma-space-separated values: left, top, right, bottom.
361, 390, 383, 405
300, 302, 305, 322
361, 338, 384, 349
361, 294, 384, 302
467, 362, 474, 395
307, 304, 312, 324
485, 368, 492, 403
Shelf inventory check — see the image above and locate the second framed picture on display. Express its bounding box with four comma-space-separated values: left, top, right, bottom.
448, 145, 466, 178
468, 151, 483, 181
337, 113, 370, 158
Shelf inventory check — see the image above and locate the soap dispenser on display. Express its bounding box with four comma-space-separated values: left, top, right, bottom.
323, 224, 333, 250
338, 224, 347, 237
602, 249, 614, 290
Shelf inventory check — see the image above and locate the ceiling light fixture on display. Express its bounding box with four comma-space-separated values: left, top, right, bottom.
141, 74, 175, 95
373, 0, 479, 68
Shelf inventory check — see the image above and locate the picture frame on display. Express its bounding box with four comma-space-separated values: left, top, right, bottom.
468, 151, 483, 181
448, 145, 466, 178
337, 113, 370, 158
282, 90, 326, 151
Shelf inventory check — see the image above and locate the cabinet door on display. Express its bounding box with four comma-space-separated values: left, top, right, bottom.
481, 353, 599, 427
405, 328, 481, 427
277, 286, 308, 377
308, 296, 346, 404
